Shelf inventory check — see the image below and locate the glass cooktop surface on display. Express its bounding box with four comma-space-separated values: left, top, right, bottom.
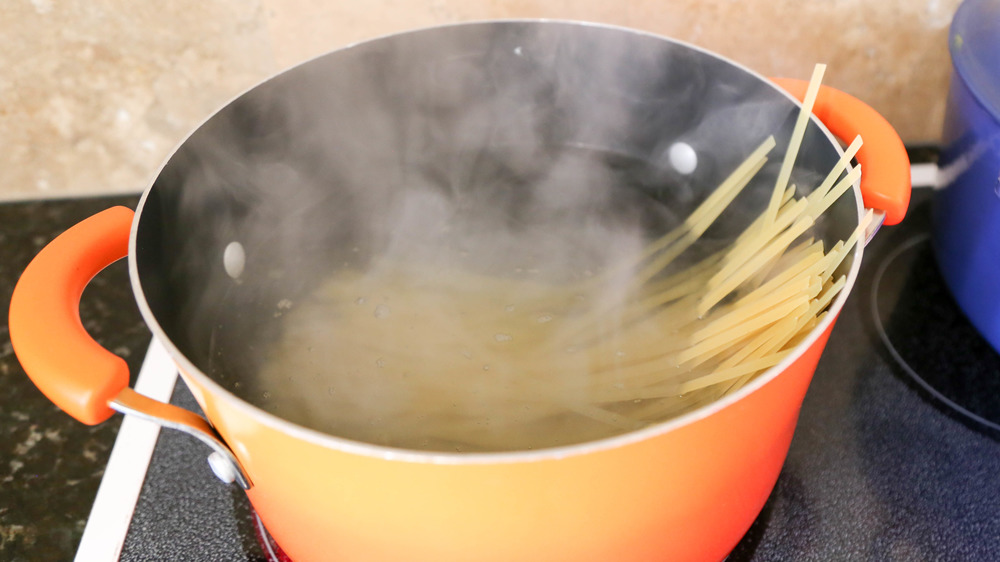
81, 188, 1000, 561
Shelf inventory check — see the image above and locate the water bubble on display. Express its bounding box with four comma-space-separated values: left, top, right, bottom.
355, 296, 367, 305
504, 304, 516, 313
262, 391, 271, 400
277, 299, 293, 310
615, 350, 626, 358
461, 350, 472, 359
483, 364, 491, 371
494, 333, 513, 343
536, 314, 553, 324
374, 304, 391, 319
375, 358, 385, 368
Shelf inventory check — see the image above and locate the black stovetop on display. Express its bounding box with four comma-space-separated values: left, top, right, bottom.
116, 187, 1000, 561
3, 179, 1000, 561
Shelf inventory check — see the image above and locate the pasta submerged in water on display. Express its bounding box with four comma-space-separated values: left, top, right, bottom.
257, 65, 869, 452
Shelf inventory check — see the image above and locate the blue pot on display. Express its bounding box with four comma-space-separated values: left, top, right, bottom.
933, 0, 1000, 352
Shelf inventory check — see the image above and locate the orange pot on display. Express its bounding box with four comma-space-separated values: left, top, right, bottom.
8, 21, 910, 562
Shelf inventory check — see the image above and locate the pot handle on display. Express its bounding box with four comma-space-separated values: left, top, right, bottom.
8, 207, 251, 489
771, 77, 911, 226
9, 206, 134, 425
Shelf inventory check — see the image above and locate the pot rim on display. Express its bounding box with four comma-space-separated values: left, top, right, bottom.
128, 18, 865, 465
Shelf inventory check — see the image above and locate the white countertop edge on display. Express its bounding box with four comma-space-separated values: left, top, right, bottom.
74, 338, 178, 562
910, 162, 939, 189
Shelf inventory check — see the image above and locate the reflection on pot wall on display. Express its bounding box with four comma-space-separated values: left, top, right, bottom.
2, 0, 959, 200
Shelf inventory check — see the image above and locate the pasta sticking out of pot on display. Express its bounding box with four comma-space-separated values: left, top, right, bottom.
256, 65, 868, 452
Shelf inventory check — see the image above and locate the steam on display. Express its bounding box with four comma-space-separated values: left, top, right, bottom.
144, 22, 815, 448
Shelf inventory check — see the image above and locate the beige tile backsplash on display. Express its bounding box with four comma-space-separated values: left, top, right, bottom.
1, 0, 959, 199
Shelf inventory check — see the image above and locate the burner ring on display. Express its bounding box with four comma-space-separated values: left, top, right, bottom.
871, 232, 1000, 434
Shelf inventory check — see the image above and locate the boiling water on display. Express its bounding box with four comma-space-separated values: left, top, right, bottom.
244, 147, 748, 453
254, 261, 706, 453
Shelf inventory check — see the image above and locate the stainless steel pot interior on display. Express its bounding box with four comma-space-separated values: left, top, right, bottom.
133, 21, 857, 438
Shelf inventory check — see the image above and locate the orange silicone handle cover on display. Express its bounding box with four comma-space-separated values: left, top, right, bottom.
8, 206, 135, 425
771, 78, 911, 225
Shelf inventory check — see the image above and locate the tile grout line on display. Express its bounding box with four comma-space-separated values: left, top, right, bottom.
0, 188, 145, 205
